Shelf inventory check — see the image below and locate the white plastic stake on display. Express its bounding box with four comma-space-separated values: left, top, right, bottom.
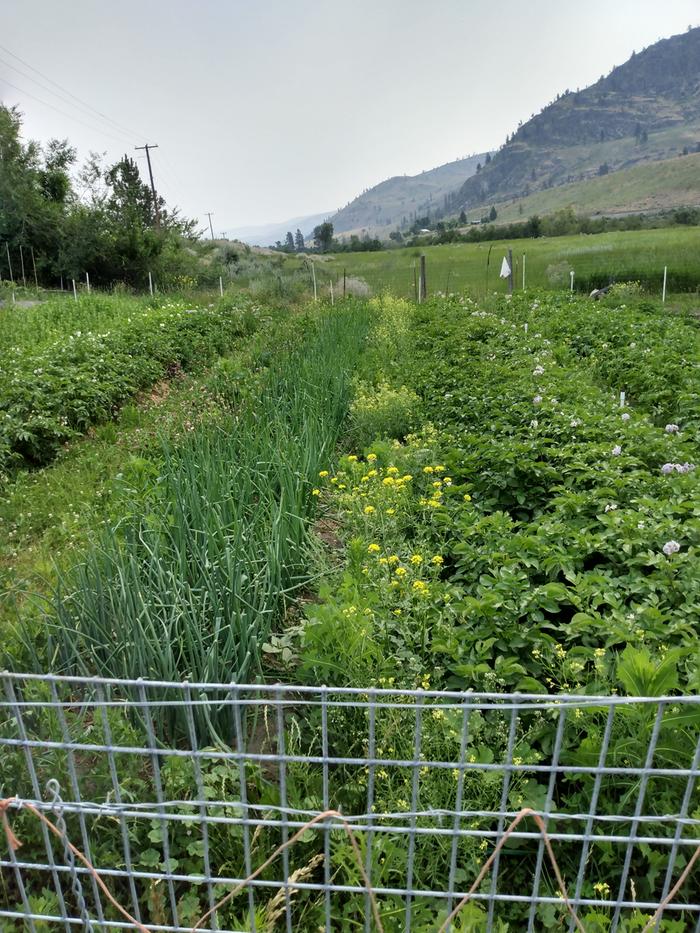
72, 279, 77, 301
620, 391, 626, 408
311, 262, 317, 302
148, 271, 154, 296
522, 254, 526, 290
85, 272, 90, 294
330, 281, 334, 305
524, 322, 528, 334
11, 291, 15, 304
662, 266, 668, 303
570, 270, 575, 293
219, 275, 223, 297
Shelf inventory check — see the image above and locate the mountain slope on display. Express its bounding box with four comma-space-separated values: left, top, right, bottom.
330, 154, 488, 238
475, 151, 700, 223
453, 27, 700, 215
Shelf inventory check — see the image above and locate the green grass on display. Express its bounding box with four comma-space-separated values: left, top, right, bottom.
320, 226, 700, 298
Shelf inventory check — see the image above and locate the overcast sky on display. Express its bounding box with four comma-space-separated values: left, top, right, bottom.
1, 0, 698, 233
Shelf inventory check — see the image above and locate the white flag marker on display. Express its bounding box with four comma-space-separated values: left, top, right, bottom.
499, 256, 511, 279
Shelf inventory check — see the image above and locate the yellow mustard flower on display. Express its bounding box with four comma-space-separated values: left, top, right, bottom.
463, 493, 472, 502
312, 488, 320, 496
319, 470, 329, 478
347, 455, 358, 462
395, 567, 407, 577
382, 477, 395, 486
387, 555, 399, 564
387, 466, 399, 475
386, 508, 396, 515
410, 554, 423, 565
423, 466, 434, 474
363, 505, 375, 514
367, 543, 381, 553
431, 555, 444, 565
367, 453, 377, 462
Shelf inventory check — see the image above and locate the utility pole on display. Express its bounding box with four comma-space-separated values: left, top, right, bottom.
135, 144, 160, 227
205, 212, 215, 241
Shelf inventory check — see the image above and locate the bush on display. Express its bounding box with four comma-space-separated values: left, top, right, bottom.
347, 381, 419, 447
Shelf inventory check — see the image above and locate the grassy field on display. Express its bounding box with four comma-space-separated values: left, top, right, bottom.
319, 226, 700, 298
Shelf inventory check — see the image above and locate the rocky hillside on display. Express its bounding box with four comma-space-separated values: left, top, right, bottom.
453, 26, 700, 214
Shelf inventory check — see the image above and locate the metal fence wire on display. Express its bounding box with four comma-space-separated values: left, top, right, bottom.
1, 673, 699, 932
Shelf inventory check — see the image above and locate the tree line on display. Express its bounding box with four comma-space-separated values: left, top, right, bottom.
0, 104, 204, 289
272, 222, 381, 254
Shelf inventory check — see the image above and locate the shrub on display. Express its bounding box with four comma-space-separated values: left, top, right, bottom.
347, 381, 419, 447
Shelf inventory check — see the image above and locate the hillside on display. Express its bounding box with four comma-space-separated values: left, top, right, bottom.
474, 150, 700, 222
452, 26, 700, 216
330, 154, 487, 238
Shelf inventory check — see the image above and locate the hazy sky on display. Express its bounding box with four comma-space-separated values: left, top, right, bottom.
2, 0, 698, 233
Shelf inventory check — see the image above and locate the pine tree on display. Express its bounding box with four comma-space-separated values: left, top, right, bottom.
294, 228, 305, 251
285, 231, 294, 251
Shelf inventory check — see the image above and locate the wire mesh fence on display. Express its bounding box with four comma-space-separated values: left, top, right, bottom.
1, 672, 699, 931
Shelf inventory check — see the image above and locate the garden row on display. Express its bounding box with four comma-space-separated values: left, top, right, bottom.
8, 301, 372, 705
2, 298, 380, 928
284, 290, 700, 928
0, 293, 263, 476
302, 291, 700, 696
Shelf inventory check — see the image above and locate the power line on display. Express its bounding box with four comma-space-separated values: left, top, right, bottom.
0, 53, 135, 143
0, 76, 129, 146
0, 43, 147, 141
